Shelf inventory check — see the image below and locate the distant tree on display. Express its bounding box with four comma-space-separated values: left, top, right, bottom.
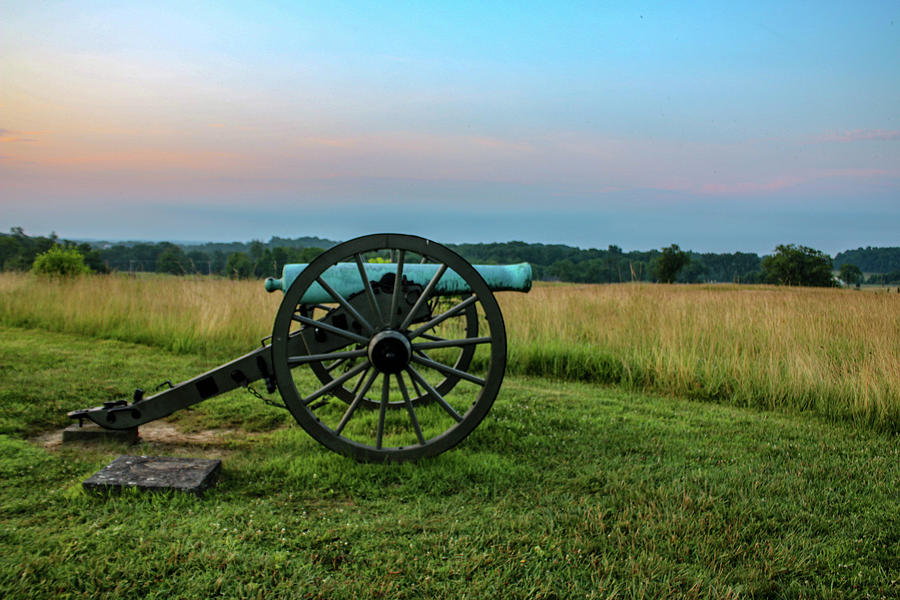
31, 235, 57, 259
679, 259, 709, 283
290, 247, 325, 263
32, 246, 91, 276
271, 247, 289, 277
186, 250, 211, 274
761, 244, 835, 287
741, 270, 765, 284
131, 243, 160, 267
75, 242, 108, 274
157, 246, 189, 275
838, 263, 863, 287
253, 247, 274, 278
654, 244, 690, 283
248, 240, 265, 261
834, 246, 900, 273
0, 236, 20, 270
867, 270, 900, 285
225, 252, 253, 279
548, 259, 576, 281
1, 228, 60, 271
211, 250, 227, 275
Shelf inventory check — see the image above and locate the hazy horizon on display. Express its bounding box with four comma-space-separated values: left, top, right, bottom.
5, 216, 891, 258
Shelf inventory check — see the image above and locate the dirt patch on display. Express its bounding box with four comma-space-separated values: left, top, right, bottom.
33, 421, 264, 453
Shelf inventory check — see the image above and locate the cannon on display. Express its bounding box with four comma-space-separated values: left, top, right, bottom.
69, 234, 532, 462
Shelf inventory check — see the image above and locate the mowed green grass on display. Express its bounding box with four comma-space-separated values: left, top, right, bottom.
1, 326, 897, 599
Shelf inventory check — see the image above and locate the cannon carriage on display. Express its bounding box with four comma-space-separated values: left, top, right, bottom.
70, 234, 531, 462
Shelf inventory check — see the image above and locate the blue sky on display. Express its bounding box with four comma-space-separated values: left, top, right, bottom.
2, 1, 898, 253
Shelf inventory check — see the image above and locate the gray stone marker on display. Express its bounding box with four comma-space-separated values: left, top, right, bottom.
83, 455, 222, 495
63, 422, 139, 444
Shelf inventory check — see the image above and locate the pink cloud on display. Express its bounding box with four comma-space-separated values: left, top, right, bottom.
39, 149, 241, 171
815, 129, 900, 143
698, 168, 896, 196
817, 167, 893, 177
0, 128, 42, 143
700, 175, 807, 195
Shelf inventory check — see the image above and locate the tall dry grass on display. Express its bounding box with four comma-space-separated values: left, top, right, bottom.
0, 272, 279, 357
1, 273, 897, 430
499, 283, 900, 430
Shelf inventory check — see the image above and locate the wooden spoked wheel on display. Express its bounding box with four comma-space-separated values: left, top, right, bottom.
270, 234, 507, 462
306, 300, 479, 408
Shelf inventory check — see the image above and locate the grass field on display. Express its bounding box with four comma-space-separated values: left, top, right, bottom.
1, 272, 897, 430
1, 325, 898, 598
503, 283, 900, 431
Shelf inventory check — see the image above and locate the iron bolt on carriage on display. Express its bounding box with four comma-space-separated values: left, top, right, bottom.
70, 234, 532, 462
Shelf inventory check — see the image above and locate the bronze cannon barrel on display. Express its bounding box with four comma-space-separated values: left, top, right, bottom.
265, 262, 532, 303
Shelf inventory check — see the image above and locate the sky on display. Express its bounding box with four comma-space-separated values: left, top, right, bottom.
1, 1, 898, 254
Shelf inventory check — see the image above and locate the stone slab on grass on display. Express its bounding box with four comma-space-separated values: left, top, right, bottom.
83, 455, 222, 495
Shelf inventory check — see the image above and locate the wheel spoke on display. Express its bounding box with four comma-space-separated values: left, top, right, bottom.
389, 250, 406, 328
411, 354, 485, 386
418, 333, 448, 342
292, 313, 369, 345
335, 368, 377, 435
413, 336, 491, 351
355, 253, 385, 329
316, 275, 375, 335
376, 374, 390, 449
412, 354, 485, 386
413, 347, 438, 363
399, 263, 448, 331
396, 372, 425, 445
325, 357, 348, 373
408, 295, 478, 340
407, 366, 463, 422
350, 365, 370, 395
302, 361, 370, 406
288, 348, 368, 366
410, 371, 423, 398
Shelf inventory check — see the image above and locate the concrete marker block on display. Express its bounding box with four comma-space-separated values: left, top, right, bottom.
83, 455, 222, 496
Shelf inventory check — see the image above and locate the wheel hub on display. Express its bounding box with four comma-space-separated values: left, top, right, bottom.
367, 330, 412, 374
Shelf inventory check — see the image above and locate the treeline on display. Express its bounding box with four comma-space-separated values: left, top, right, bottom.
95, 240, 331, 278
0, 227, 108, 273
2, 226, 899, 285
452, 242, 764, 283
834, 247, 900, 273
0, 229, 332, 278
866, 271, 900, 285
0, 231, 762, 283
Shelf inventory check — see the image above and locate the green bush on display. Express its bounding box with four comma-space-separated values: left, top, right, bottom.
31, 246, 91, 277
